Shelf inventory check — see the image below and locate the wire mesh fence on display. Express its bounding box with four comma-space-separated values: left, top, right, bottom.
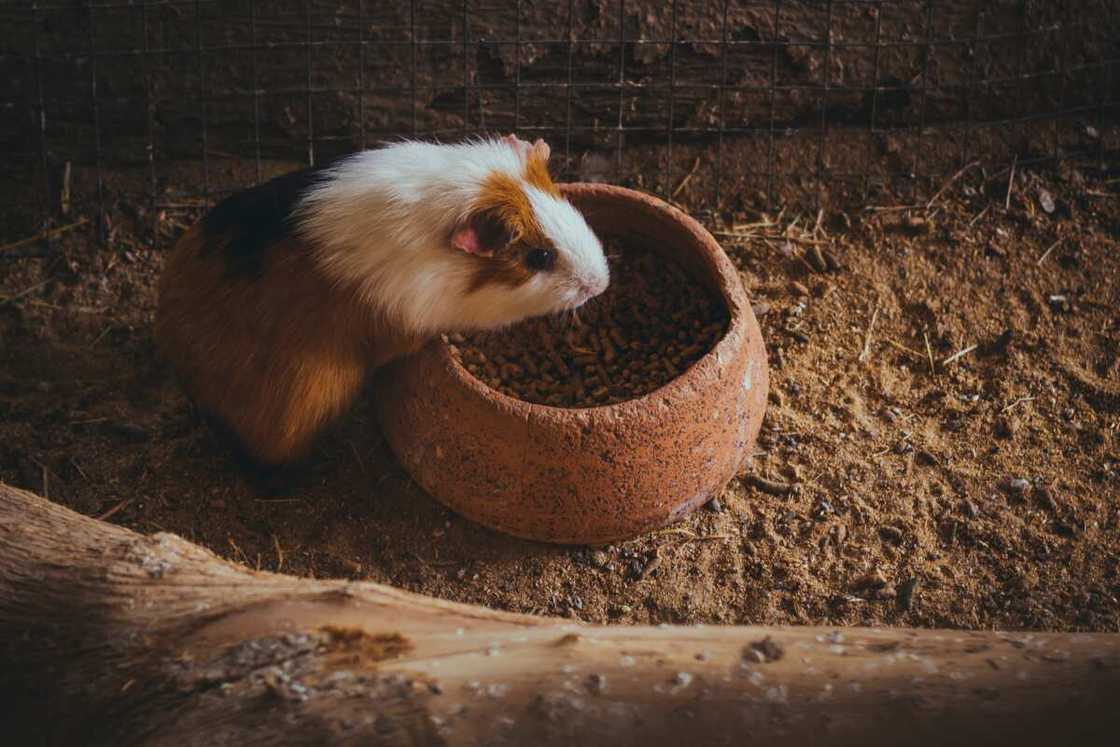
2, 0, 1118, 237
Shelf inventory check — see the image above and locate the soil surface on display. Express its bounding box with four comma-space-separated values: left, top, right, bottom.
2, 140, 1118, 633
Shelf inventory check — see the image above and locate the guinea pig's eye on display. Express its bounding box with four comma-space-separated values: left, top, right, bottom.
524, 246, 556, 272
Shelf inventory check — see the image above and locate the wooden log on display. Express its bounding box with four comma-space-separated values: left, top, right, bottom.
1, 482, 1118, 746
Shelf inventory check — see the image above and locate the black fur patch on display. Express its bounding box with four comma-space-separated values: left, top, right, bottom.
200, 158, 344, 277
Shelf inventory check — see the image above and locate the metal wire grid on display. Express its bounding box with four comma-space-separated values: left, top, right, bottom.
2, 0, 1117, 235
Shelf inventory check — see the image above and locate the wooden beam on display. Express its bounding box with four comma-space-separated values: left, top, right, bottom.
1, 483, 1118, 746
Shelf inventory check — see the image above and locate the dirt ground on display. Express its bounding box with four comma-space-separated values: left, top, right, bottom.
2, 132, 1118, 633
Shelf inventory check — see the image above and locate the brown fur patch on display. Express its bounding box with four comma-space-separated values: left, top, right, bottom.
157, 225, 420, 465
524, 151, 561, 196
464, 171, 557, 292
474, 171, 538, 236
467, 249, 535, 293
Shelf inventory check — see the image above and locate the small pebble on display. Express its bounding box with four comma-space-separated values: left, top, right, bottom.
1047, 294, 1071, 313
878, 526, 904, 544
916, 449, 938, 466
1005, 477, 1031, 496
746, 636, 784, 662
1038, 187, 1055, 214
627, 558, 645, 580
994, 416, 1017, 439
1036, 486, 1059, 513
638, 555, 662, 581
853, 569, 888, 591
704, 496, 723, 513
962, 499, 980, 518
898, 577, 920, 610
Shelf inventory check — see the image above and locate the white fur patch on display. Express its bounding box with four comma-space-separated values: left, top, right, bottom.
525, 185, 609, 301
293, 138, 609, 335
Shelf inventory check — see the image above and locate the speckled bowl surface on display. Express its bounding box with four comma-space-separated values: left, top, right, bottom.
375, 183, 768, 544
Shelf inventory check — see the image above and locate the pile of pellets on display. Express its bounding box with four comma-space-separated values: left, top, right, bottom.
445, 244, 729, 407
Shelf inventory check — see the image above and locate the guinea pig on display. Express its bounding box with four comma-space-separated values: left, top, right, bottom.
156, 135, 609, 467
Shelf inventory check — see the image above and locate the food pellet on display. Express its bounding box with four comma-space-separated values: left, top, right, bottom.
446, 242, 730, 408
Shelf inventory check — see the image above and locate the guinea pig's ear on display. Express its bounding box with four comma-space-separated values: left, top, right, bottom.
451, 210, 512, 258
503, 134, 532, 160
530, 138, 550, 162
503, 133, 550, 163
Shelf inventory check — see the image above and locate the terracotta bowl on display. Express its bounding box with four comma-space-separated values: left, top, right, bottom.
374, 183, 768, 545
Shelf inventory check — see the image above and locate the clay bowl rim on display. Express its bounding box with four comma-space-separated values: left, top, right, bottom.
433, 182, 750, 419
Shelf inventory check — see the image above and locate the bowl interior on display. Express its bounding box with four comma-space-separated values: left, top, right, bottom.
444, 186, 738, 410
